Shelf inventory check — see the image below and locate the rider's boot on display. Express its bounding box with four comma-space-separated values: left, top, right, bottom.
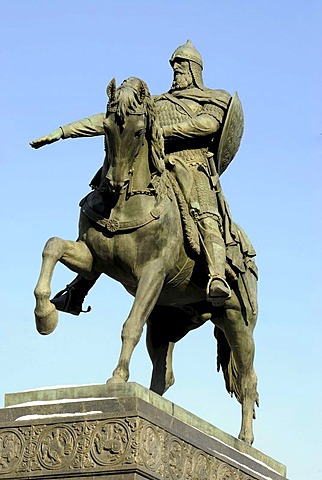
51, 275, 97, 315
204, 238, 231, 307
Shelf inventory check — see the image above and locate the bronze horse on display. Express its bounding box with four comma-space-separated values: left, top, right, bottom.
34, 77, 259, 444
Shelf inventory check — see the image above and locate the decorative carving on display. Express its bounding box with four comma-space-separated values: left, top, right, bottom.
71, 421, 97, 469
37, 425, 76, 470
91, 420, 130, 466
104, 218, 120, 232
141, 424, 162, 471
192, 451, 211, 480
216, 462, 240, 480
0, 430, 23, 473
17, 426, 42, 473
168, 438, 187, 480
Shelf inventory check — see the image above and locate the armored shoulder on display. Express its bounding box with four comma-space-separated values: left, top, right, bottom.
200, 89, 231, 123
205, 88, 231, 109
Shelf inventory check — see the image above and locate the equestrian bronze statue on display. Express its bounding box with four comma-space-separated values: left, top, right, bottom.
31, 42, 259, 445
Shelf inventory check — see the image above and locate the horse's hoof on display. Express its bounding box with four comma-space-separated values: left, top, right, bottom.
106, 374, 127, 386
238, 432, 254, 445
35, 303, 58, 335
164, 373, 175, 393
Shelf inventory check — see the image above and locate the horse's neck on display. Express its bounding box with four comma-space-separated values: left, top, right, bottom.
128, 140, 152, 193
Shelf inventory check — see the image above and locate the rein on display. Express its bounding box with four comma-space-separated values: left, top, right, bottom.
126, 168, 156, 198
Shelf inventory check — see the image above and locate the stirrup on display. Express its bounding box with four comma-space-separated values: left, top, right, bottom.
206, 276, 231, 307
51, 284, 91, 316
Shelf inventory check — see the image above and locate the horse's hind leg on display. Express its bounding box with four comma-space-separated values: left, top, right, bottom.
147, 305, 207, 396
34, 237, 94, 335
146, 313, 175, 395
220, 306, 258, 445
147, 332, 175, 396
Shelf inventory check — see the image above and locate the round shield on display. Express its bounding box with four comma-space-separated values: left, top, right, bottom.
216, 91, 244, 175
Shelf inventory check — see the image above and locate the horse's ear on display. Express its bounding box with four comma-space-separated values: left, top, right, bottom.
106, 78, 116, 102
137, 80, 147, 104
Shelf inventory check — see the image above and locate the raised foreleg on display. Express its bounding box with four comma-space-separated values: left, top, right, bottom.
34, 237, 94, 335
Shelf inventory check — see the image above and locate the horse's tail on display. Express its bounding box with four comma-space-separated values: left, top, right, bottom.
214, 326, 241, 403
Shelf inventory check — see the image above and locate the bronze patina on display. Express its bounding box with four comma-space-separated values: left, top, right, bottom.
31, 42, 259, 445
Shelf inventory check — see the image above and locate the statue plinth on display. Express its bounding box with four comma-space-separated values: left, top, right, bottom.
0, 383, 287, 479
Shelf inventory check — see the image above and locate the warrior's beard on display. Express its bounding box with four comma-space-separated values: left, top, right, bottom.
170, 71, 193, 91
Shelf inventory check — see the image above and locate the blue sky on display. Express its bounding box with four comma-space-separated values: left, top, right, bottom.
0, 1, 321, 479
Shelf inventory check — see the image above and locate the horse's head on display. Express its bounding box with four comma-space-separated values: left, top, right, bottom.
103, 77, 164, 196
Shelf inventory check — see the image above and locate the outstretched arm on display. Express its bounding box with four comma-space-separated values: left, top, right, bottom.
30, 128, 63, 149
30, 113, 105, 149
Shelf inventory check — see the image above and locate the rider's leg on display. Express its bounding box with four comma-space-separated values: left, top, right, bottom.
51, 274, 99, 315
197, 215, 231, 306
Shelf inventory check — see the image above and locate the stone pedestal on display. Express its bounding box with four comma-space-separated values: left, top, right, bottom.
0, 383, 287, 479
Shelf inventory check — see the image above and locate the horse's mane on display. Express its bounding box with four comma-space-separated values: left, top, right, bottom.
108, 77, 165, 174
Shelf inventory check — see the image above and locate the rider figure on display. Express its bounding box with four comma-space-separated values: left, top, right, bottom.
154, 40, 231, 305
31, 40, 235, 310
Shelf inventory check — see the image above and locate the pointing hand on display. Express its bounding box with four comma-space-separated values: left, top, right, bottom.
30, 128, 62, 149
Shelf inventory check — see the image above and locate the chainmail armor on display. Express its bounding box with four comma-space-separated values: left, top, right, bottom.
155, 97, 210, 165
156, 97, 191, 126
154, 96, 219, 216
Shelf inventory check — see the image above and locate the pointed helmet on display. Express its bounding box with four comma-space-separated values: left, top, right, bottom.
169, 40, 203, 69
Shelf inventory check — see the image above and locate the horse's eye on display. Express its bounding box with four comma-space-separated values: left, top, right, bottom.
135, 129, 144, 138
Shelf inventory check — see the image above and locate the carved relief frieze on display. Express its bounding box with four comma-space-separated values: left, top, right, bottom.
0, 417, 259, 479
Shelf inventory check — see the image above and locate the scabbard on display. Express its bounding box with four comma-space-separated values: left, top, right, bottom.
206, 153, 219, 188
